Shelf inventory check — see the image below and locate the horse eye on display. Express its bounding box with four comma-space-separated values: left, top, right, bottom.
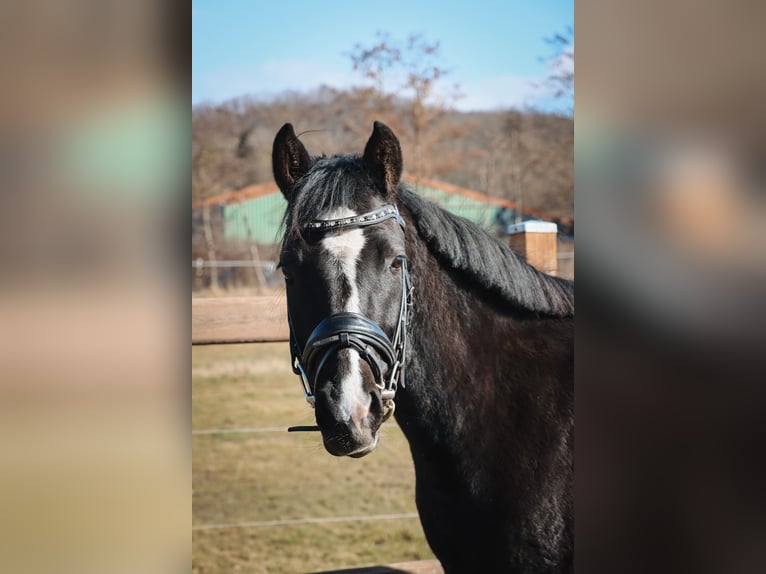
390, 255, 405, 270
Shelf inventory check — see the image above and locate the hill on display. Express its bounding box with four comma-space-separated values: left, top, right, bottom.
192, 87, 573, 218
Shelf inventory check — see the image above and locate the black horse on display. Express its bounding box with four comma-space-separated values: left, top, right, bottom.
273, 122, 574, 573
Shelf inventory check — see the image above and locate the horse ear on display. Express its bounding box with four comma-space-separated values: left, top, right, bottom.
363, 121, 403, 196
272, 123, 312, 200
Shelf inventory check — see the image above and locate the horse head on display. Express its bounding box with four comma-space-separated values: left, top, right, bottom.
273, 121, 411, 458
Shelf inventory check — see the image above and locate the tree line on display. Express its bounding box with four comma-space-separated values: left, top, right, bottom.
193, 89, 572, 218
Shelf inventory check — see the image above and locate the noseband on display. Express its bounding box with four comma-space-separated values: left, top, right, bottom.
287, 204, 413, 420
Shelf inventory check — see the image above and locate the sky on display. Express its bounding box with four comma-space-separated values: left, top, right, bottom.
192, 0, 573, 114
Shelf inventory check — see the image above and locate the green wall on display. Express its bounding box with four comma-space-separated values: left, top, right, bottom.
222, 184, 525, 244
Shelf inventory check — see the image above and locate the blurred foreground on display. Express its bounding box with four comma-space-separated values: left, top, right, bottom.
0, 1, 188, 572
577, 1, 766, 573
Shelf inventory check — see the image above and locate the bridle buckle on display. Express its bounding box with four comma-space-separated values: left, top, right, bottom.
293, 359, 315, 407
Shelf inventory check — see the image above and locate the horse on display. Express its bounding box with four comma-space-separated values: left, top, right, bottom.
272, 121, 574, 573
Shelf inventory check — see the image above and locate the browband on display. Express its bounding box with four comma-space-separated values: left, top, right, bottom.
304, 205, 405, 232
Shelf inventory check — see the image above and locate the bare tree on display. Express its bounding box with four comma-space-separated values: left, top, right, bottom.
349, 32, 462, 180
543, 26, 574, 104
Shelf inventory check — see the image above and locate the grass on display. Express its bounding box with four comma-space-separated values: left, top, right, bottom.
192, 343, 435, 573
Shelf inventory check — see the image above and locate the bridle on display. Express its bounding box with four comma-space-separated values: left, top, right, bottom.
287, 204, 413, 421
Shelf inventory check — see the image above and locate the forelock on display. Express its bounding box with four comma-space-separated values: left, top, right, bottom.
284, 155, 378, 241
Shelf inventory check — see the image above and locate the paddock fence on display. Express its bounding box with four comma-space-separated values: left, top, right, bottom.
192, 296, 443, 574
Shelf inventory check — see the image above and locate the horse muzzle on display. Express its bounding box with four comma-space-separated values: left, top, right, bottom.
289, 312, 400, 455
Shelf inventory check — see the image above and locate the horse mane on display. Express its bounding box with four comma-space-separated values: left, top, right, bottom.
398, 185, 574, 318
282, 154, 573, 317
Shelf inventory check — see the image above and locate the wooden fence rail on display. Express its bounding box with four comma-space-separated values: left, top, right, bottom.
192, 296, 289, 345
309, 560, 443, 574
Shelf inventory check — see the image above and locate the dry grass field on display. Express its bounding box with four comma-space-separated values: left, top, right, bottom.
192, 343, 435, 573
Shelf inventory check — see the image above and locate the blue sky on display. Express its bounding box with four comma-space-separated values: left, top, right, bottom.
192, 0, 573, 113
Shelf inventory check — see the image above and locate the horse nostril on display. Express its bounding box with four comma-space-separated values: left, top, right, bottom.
351, 403, 369, 431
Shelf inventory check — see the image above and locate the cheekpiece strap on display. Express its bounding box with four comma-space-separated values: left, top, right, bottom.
304, 204, 405, 232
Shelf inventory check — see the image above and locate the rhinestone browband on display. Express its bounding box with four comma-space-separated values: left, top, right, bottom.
304, 205, 405, 231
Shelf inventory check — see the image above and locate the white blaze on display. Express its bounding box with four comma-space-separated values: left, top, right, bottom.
320, 208, 365, 313
320, 208, 370, 423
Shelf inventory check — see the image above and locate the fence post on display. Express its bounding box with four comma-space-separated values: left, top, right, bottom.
507, 220, 558, 275
202, 204, 220, 291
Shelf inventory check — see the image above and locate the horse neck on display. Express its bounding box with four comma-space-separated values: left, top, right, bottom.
396, 235, 505, 438
396, 229, 572, 452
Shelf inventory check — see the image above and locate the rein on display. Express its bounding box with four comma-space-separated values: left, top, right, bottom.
287, 204, 412, 424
